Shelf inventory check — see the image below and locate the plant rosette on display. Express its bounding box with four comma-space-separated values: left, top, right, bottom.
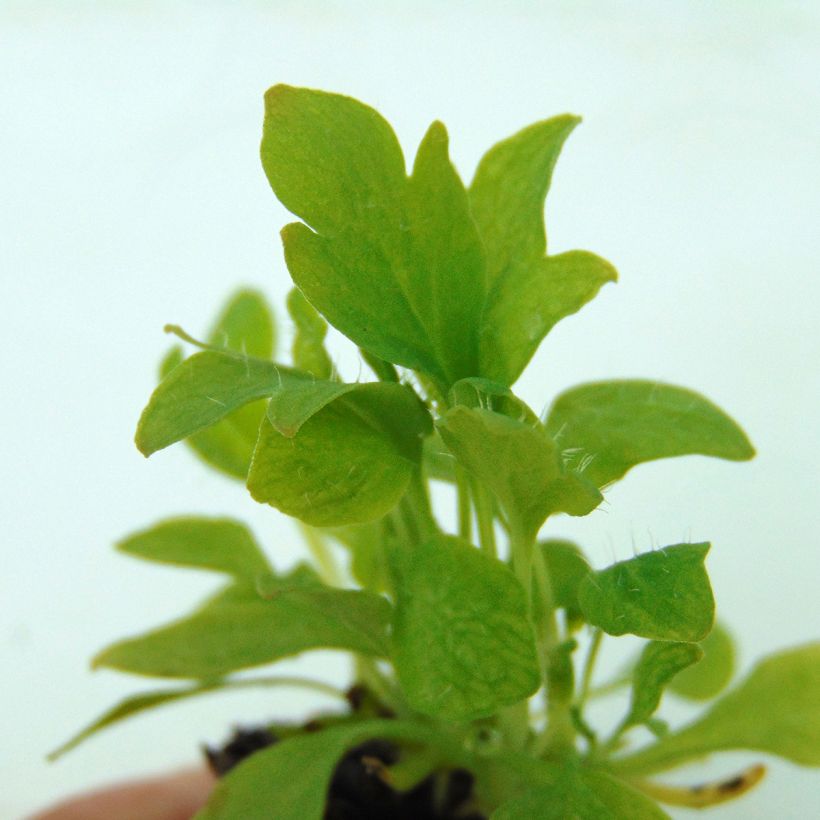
50, 86, 820, 819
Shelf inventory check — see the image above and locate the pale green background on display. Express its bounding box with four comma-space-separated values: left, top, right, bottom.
1, 1, 818, 817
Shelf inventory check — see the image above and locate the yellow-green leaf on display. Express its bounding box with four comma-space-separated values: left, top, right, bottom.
578, 544, 714, 642
545, 380, 755, 488
614, 643, 820, 774
248, 383, 431, 526
390, 534, 539, 721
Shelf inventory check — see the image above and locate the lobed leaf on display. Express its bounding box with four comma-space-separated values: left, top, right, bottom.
669, 621, 736, 701
480, 251, 617, 386
248, 382, 431, 526
117, 517, 271, 579
545, 380, 755, 488
93, 581, 391, 679
491, 767, 669, 819
622, 641, 703, 731
469, 116, 616, 385
136, 350, 304, 457
390, 534, 539, 721
614, 643, 820, 774
577, 543, 714, 642
262, 85, 486, 388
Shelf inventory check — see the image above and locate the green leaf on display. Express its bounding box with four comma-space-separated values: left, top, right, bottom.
622, 641, 703, 731
208, 288, 276, 360
159, 345, 184, 378
136, 350, 304, 457
249, 382, 431, 526
185, 402, 269, 479
159, 348, 264, 480
539, 539, 591, 619
117, 517, 271, 579
266, 379, 356, 437
469, 116, 616, 385
449, 377, 540, 425
286, 288, 332, 379
614, 643, 820, 774
48, 675, 345, 761
545, 380, 755, 488
196, 719, 448, 820
403, 120, 486, 382
480, 251, 617, 385
262, 85, 486, 387
669, 621, 736, 701
577, 543, 714, 642
93, 581, 391, 679
492, 768, 669, 819
470, 115, 579, 288
437, 406, 601, 539
153, 291, 277, 479
390, 534, 539, 721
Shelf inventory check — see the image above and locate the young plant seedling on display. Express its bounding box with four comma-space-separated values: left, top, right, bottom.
53, 86, 820, 819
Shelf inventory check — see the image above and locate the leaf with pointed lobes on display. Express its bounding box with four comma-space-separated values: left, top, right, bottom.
262, 85, 486, 388
545, 380, 755, 488
578, 543, 714, 642
470, 115, 616, 385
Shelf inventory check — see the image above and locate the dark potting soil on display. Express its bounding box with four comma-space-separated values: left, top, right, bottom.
204, 727, 488, 820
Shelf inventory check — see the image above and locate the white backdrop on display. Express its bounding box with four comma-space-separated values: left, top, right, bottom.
2, 2, 818, 817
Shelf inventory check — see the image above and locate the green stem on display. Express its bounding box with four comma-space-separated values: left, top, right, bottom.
455, 465, 472, 542
577, 628, 603, 711
509, 522, 534, 611
471, 479, 497, 558
586, 675, 631, 700
531, 545, 575, 755
400, 469, 437, 543
298, 523, 342, 586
